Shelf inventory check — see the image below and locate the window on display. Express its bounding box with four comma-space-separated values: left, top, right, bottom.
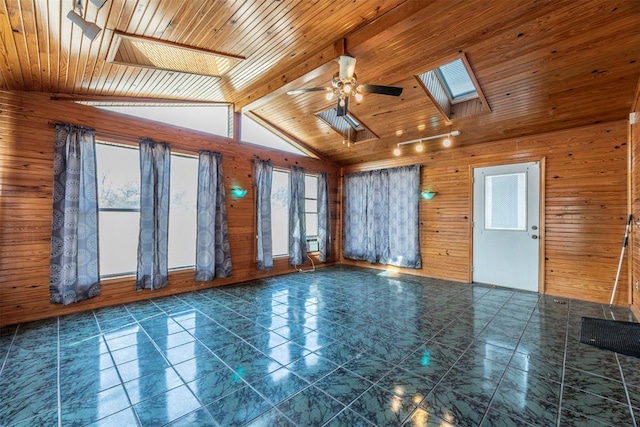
305, 175, 319, 252
271, 170, 290, 257
241, 114, 308, 156
92, 104, 231, 137
168, 155, 198, 268
269, 170, 319, 257
96, 142, 198, 277
96, 143, 140, 277
415, 54, 489, 120
484, 173, 527, 231
436, 58, 478, 102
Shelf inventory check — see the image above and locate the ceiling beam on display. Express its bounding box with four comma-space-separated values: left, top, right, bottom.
236, 0, 434, 113
344, 0, 436, 57
233, 39, 346, 112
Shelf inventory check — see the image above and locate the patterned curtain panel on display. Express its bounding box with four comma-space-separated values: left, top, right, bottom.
317, 172, 331, 262
386, 165, 422, 268
195, 151, 232, 281
343, 164, 422, 268
343, 171, 369, 261
367, 169, 390, 264
136, 138, 171, 290
254, 160, 273, 270
50, 124, 101, 305
288, 165, 307, 266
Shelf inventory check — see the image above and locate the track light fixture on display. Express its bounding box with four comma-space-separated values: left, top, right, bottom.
392, 130, 460, 156
67, 0, 105, 41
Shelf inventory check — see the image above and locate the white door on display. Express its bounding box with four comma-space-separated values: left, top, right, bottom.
473, 162, 540, 292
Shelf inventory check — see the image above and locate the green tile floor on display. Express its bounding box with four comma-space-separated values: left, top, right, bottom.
1, 266, 639, 426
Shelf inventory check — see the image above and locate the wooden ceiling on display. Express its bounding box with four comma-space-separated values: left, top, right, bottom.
1, 0, 639, 165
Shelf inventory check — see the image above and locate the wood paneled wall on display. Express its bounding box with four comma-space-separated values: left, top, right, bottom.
0, 90, 341, 326
342, 121, 630, 306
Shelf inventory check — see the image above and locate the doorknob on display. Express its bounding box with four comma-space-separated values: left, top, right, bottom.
532, 235, 538, 239
531, 225, 538, 230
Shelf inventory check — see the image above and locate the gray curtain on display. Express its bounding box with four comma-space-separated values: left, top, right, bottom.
136, 138, 171, 290
343, 164, 421, 268
317, 172, 331, 262
195, 151, 232, 281
343, 172, 369, 260
50, 124, 100, 305
254, 160, 273, 270
387, 165, 421, 267
288, 166, 307, 266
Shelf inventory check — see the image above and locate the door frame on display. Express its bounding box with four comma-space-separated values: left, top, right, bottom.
469, 158, 546, 292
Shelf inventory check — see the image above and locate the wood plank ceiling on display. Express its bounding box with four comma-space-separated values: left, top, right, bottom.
1, 0, 639, 165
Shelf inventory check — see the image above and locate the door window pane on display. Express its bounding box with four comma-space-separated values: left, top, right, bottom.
485, 172, 526, 230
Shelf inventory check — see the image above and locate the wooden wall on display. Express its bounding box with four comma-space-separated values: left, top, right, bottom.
0, 90, 341, 326
342, 120, 630, 306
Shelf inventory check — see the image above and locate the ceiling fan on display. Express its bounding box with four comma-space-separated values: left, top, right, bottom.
287, 55, 403, 116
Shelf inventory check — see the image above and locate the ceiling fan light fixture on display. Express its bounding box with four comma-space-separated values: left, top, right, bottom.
393, 145, 401, 156
354, 92, 363, 102
339, 98, 346, 107
343, 84, 352, 94
325, 91, 334, 101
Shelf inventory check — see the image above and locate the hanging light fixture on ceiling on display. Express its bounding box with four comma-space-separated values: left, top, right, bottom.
392, 130, 460, 156
67, 0, 106, 41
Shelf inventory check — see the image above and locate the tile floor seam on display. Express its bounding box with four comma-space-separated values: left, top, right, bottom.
603, 304, 638, 427
56, 317, 62, 427
160, 303, 283, 426
615, 351, 638, 427
401, 286, 521, 426
0, 324, 18, 382
122, 302, 225, 426
476, 292, 544, 426
556, 298, 571, 427
96, 308, 143, 427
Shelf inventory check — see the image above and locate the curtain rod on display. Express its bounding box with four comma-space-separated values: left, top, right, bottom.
47, 121, 96, 132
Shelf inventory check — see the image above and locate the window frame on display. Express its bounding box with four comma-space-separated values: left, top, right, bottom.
95, 141, 199, 279
435, 58, 479, 104
96, 141, 142, 278
304, 174, 319, 253
270, 168, 291, 258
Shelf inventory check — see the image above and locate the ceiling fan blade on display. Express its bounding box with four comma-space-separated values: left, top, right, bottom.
338, 55, 357, 80
336, 97, 349, 117
359, 84, 403, 96
287, 87, 331, 95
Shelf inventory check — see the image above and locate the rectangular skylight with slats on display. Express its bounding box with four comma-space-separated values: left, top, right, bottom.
437, 58, 477, 100
107, 32, 244, 78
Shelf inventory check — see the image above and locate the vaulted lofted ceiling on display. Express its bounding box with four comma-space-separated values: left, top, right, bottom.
1, 0, 639, 165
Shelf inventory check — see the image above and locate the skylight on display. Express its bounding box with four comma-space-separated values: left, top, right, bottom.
343, 114, 364, 131
437, 58, 477, 101
315, 108, 377, 144
415, 54, 489, 120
